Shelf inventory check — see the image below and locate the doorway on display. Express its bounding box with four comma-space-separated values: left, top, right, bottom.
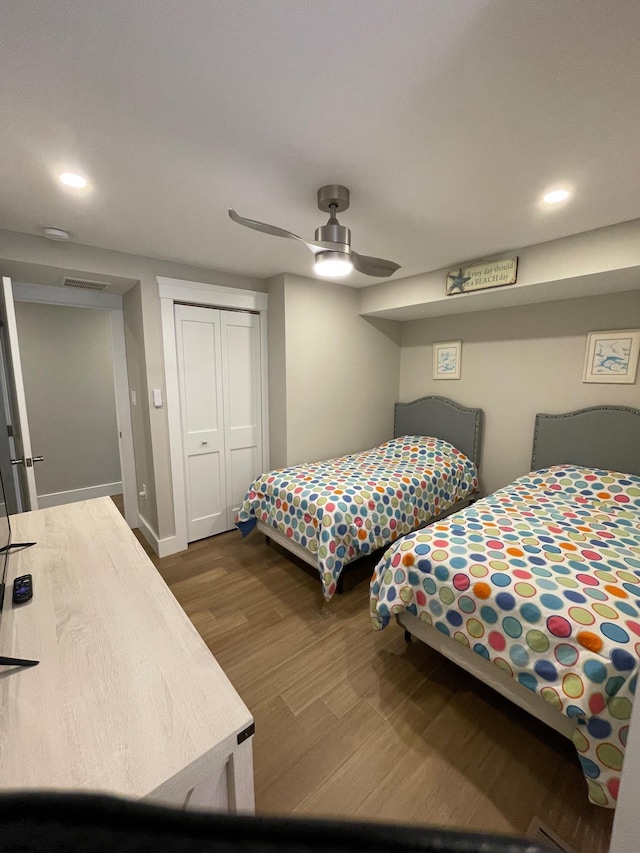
15, 301, 122, 507
5, 279, 137, 526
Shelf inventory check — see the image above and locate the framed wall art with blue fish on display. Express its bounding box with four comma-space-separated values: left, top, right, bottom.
582, 329, 640, 384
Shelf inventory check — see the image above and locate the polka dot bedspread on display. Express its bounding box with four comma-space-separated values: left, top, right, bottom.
370, 465, 640, 808
235, 436, 478, 599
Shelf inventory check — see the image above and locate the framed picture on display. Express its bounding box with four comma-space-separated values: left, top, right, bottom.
582, 329, 640, 384
433, 340, 461, 380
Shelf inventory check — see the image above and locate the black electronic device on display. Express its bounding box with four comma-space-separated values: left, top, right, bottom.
0, 541, 36, 553
12, 573, 32, 603
0, 465, 39, 667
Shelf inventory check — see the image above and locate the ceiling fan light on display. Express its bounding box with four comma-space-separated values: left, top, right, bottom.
543, 188, 570, 204
314, 251, 353, 278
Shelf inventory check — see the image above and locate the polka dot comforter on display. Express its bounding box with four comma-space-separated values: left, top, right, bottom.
235, 436, 478, 599
370, 465, 640, 808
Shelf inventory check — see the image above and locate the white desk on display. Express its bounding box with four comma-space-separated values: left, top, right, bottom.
0, 498, 254, 813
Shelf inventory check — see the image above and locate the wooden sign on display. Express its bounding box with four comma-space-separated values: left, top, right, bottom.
446, 257, 518, 295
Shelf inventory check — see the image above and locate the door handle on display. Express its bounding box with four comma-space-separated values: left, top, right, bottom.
10, 456, 44, 467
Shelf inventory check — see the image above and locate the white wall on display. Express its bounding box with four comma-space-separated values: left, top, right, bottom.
400, 290, 640, 495
14, 301, 121, 498
276, 274, 401, 466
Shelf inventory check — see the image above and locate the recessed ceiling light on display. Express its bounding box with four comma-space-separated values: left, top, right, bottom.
543, 189, 570, 204
59, 172, 88, 188
43, 227, 70, 241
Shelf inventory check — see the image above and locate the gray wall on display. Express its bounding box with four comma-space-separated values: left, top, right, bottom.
400, 290, 640, 495
123, 283, 156, 527
361, 218, 640, 320
266, 274, 287, 469
14, 301, 121, 496
0, 228, 266, 539
273, 274, 401, 466
6, 226, 638, 543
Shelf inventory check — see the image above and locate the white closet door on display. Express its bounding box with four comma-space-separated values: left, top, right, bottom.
220, 311, 262, 521
174, 304, 227, 541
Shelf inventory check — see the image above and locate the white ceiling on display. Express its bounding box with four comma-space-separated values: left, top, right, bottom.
1, 0, 639, 288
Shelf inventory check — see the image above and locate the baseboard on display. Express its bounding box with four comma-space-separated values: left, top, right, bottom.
137, 514, 186, 558
527, 818, 575, 853
37, 481, 123, 509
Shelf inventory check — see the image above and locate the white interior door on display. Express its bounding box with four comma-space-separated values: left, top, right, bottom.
0, 277, 39, 511
175, 304, 227, 540
221, 311, 262, 521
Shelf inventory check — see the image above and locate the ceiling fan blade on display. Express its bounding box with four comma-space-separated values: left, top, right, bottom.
350, 250, 401, 278
228, 209, 338, 254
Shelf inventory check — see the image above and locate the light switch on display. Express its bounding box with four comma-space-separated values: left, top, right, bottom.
131, 390, 137, 406
153, 388, 163, 408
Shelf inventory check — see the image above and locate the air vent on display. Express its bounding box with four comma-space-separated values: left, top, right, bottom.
62, 277, 110, 292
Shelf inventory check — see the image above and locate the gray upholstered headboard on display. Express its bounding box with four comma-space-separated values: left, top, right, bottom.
531, 406, 640, 476
394, 396, 483, 467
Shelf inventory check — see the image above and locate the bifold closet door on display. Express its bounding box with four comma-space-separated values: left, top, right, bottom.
174, 304, 262, 542
220, 310, 262, 523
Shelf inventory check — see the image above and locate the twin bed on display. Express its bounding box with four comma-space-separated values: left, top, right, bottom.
236, 396, 483, 598
235, 398, 640, 810
370, 405, 640, 810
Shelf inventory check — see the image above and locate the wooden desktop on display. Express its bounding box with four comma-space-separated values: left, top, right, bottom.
0, 497, 254, 813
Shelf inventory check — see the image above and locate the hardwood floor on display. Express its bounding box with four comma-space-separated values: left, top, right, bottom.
111, 493, 125, 518
135, 527, 614, 852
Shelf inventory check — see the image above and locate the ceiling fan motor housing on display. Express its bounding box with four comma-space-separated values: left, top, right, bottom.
316, 185, 351, 252
315, 220, 351, 251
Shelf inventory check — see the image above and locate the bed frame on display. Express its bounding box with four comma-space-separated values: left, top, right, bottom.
394, 395, 482, 466
531, 404, 640, 476
259, 396, 484, 589
399, 404, 640, 742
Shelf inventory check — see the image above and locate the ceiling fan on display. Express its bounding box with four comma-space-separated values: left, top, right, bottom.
228, 185, 401, 279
